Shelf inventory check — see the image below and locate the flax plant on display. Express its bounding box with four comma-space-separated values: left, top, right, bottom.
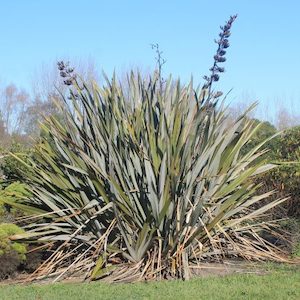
10, 16, 289, 282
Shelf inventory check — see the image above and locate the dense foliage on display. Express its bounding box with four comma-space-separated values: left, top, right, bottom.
245, 123, 300, 218
0, 223, 27, 279
242, 119, 277, 155
1, 142, 32, 181
0, 223, 26, 259
9, 70, 288, 282
0, 182, 32, 222
267, 126, 300, 217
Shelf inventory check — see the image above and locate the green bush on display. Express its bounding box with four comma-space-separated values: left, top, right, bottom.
293, 243, 300, 257
1, 142, 32, 181
242, 119, 277, 155
12, 71, 287, 281
262, 126, 300, 218
240, 123, 300, 254
0, 182, 32, 222
0, 203, 5, 218
0, 223, 27, 259
238, 119, 276, 158
242, 122, 300, 218
0, 223, 27, 279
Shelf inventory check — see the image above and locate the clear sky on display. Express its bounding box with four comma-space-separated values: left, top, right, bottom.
1, 1, 300, 121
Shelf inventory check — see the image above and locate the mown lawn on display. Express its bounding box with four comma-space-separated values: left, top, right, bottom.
0, 265, 299, 300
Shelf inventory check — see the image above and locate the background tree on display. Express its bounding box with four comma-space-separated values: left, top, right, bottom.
0, 84, 30, 136
275, 107, 300, 130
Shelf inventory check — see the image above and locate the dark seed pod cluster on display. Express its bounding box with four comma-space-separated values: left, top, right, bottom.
57, 61, 77, 86
203, 14, 237, 95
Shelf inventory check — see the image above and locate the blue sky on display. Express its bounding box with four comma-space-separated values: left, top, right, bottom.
1, 1, 300, 121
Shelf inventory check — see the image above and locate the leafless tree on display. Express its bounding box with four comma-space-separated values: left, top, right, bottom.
21, 96, 59, 137
0, 84, 30, 135
0, 112, 9, 148
275, 106, 300, 130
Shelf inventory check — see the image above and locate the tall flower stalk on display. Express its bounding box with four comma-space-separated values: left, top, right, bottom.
203, 15, 237, 98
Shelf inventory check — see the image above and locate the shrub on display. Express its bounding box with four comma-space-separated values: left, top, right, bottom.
241, 121, 300, 218
259, 126, 300, 218
240, 123, 300, 254
0, 200, 5, 217
15, 79, 289, 281
242, 119, 277, 155
0, 223, 27, 279
0, 223, 26, 259
1, 142, 32, 181
0, 182, 33, 223
293, 243, 300, 257
281, 218, 300, 256
12, 16, 288, 282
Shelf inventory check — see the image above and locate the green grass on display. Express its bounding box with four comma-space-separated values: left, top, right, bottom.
1, 267, 299, 300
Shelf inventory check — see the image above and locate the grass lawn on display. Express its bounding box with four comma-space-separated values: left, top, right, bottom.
0, 265, 299, 300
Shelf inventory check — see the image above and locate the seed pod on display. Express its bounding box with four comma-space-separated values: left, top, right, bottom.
219, 50, 226, 56
64, 79, 73, 86
222, 39, 230, 48
57, 61, 65, 71
60, 71, 67, 78
212, 74, 220, 82
224, 24, 231, 31
214, 55, 226, 63
223, 31, 231, 38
